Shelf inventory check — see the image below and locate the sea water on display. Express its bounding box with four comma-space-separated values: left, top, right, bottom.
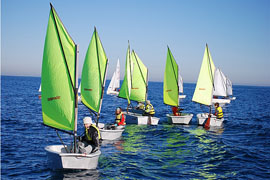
1, 76, 270, 179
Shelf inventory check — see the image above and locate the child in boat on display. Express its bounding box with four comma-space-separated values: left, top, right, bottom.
172, 106, 180, 116
78, 117, 100, 154
114, 107, 126, 127
214, 103, 224, 119
136, 102, 145, 110
171, 106, 184, 116
143, 100, 155, 116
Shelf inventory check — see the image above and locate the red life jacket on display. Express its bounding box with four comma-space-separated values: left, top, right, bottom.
116, 112, 126, 126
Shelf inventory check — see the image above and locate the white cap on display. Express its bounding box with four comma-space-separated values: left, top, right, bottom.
116, 107, 121, 111
83, 117, 92, 124
146, 100, 150, 104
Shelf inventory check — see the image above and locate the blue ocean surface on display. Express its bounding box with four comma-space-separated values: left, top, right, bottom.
1, 75, 270, 179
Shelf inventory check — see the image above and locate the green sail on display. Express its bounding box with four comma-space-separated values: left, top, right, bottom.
129, 50, 148, 102
118, 43, 132, 104
192, 44, 216, 106
81, 28, 108, 113
163, 47, 179, 107
41, 4, 76, 131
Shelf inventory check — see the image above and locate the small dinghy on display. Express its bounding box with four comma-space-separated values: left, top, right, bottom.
42, 4, 101, 170
125, 112, 159, 125
45, 145, 101, 170
118, 42, 160, 125
167, 113, 193, 125
163, 46, 193, 125
106, 59, 120, 96
99, 125, 125, 140
80, 27, 125, 141
196, 113, 224, 127
192, 44, 224, 128
212, 68, 232, 106
38, 84, 42, 99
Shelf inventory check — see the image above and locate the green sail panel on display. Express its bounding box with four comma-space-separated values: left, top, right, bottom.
41, 5, 76, 131
163, 47, 179, 107
192, 45, 216, 106
81, 28, 108, 113
129, 51, 148, 102
118, 44, 132, 104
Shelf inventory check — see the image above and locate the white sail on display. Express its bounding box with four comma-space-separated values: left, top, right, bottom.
115, 59, 120, 89
107, 72, 116, 94
213, 68, 227, 97
178, 73, 184, 93
38, 84, 41, 92
78, 82, 81, 94
107, 59, 120, 95
226, 78, 233, 96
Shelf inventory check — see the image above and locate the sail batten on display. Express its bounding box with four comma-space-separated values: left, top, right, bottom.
41, 4, 77, 131
192, 45, 216, 106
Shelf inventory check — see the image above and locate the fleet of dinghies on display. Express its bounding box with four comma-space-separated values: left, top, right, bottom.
40, 4, 236, 170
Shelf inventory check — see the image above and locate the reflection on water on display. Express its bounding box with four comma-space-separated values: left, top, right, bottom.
49, 169, 100, 180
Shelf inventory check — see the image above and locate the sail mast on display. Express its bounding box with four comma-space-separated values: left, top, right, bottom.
206, 43, 215, 113
73, 44, 78, 153
94, 27, 108, 126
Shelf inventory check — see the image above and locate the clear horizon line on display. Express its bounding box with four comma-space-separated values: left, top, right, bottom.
1, 74, 270, 87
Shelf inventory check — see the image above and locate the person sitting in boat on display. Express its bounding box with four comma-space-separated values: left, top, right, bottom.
78, 117, 100, 154
136, 102, 145, 110
171, 106, 183, 116
114, 107, 126, 127
214, 103, 223, 119
143, 100, 155, 116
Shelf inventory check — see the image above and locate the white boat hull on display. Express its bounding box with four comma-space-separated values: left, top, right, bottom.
212, 98, 230, 107
45, 145, 101, 170
124, 112, 159, 125
179, 95, 186, 99
99, 126, 124, 140
167, 113, 193, 125
106, 90, 119, 96
196, 113, 224, 127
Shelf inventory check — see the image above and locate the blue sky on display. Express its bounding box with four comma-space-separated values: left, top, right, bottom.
1, 0, 270, 86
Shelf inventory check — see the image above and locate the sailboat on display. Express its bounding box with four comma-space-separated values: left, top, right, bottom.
38, 84, 42, 99
226, 77, 236, 100
119, 43, 159, 125
78, 82, 82, 103
212, 68, 231, 106
106, 59, 120, 95
192, 44, 224, 127
212, 68, 236, 105
81, 27, 124, 140
164, 47, 193, 124
42, 4, 100, 170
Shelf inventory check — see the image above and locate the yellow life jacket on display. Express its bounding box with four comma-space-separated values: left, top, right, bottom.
138, 103, 145, 110
145, 104, 155, 115
216, 106, 223, 119
115, 112, 123, 124
85, 124, 101, 140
